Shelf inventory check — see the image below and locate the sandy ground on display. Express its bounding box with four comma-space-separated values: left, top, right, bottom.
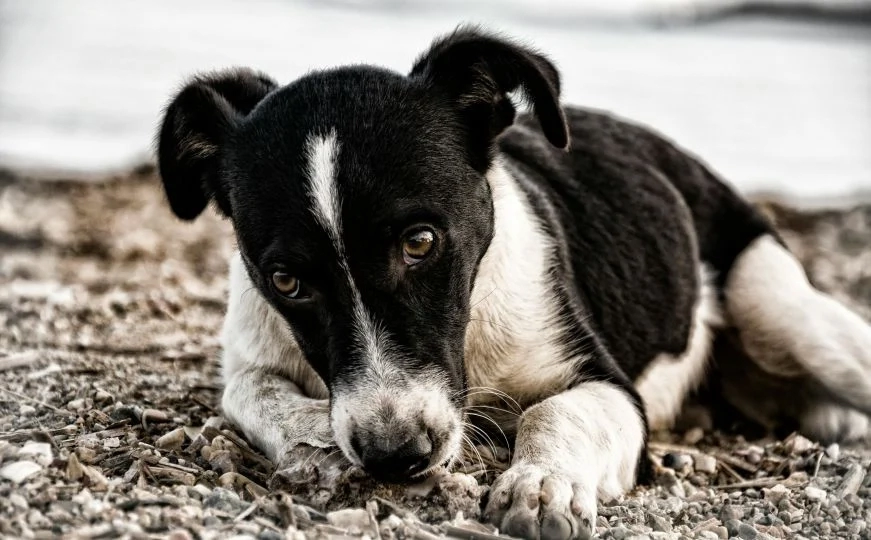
0, 167, 870, 539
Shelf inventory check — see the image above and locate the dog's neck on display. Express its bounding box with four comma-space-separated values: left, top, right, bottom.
464, 162, 576, 408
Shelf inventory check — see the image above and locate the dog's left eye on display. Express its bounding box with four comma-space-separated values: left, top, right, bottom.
402, 228, 435, 265
271, 271, 302, 298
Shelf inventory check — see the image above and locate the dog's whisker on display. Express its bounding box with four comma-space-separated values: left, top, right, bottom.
313, 449, 341, 470
298, 446, 333, 471
463, 403, 520, 418
463, 421, 500, 466
458, 386, 524, 414
460, 432, 487, 474
465, 410, 512, 451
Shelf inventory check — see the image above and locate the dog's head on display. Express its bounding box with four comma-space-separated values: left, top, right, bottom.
156, 26, 568, 482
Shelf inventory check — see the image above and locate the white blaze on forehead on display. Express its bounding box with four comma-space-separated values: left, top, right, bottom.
305, 131, 342, 244
302, 130, 391, 381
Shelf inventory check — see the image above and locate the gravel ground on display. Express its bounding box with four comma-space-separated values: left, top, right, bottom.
0, 166, 870, 539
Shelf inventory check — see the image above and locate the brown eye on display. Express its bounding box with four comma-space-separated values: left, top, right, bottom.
271, 271, 301, 298
402, 228, 435, 265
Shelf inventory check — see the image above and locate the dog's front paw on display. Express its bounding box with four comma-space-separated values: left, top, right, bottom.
483, 463, 596, 540
269, 443, 351, 491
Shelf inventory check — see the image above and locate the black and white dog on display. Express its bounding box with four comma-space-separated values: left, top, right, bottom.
156, 27, 871, 540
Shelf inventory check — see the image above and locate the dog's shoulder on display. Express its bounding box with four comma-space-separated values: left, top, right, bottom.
496, 107, 703, 378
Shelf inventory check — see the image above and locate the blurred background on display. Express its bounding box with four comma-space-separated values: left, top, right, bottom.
0, 0, 869, 205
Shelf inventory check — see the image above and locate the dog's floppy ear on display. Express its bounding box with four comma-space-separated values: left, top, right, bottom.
156, 68, 277, 220
409, 26, 569, 170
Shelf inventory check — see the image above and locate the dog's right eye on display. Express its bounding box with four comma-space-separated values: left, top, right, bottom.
271, 271, 302, 298
401, 227, 436, 266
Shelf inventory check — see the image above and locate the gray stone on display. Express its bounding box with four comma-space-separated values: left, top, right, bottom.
847, 519, 866, 535
0, 460, 41, 484
662, 453, 692, 471
837, 463, 866, 498
721, 505, 745, 522
327, 508, 373, 535
737, 522, 758, 539
805, 486, 827, 502
609, 526, 629, 540
764, 484, 790, 505
694, 454, 718, 474
647, 514, 672, 533
725, 519, 742, 536
202, 487, 246, 514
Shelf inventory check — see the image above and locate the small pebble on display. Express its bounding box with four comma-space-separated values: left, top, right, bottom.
805, 486, 827, 502
18, 441, 53, 465
721, 505, 745, 521
19, 404, 37, 416
662, 453, 692, 471
0, 460, 42, 483
8, 492, 29, 511
786, 434, 815, 454
694, 454, 718, 474
66, 398, 86, 411
103, 436, 121, 449
327, 508, 372, 534
647, 513, 672, 533
737, 522, 758, 539
156, 427, 186, 451
609, 526, 628, 540
167, 530, 194, 540
764, 484, 790, 504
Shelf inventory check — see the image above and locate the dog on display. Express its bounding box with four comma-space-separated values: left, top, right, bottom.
155, 26, 871, 540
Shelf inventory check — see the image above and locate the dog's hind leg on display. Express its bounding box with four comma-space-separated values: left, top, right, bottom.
723, 234, 871, 422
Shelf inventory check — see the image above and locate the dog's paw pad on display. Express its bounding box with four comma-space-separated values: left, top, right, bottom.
483, 464, 596, 540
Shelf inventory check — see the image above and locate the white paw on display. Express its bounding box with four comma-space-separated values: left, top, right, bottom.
483, 463, 596, 540
269, 443, 352, 491
801, 402, 871, 444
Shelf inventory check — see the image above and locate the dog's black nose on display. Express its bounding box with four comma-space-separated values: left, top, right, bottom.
355, 431, 433, 482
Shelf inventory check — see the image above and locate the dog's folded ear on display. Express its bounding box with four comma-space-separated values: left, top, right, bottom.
409, 26, 569, 170
156, 68, 278, 220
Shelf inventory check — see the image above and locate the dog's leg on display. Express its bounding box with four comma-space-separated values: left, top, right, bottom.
219, 252, 347, 481
483, 381, 644, 540
725, 234, 871, 419
221, 366, 333, 463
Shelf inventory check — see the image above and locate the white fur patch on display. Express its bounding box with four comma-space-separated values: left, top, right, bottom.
725, 235, 871, 417
636, 266, 723, 430
305, 131, 342, 245
464, 162, 579, 407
